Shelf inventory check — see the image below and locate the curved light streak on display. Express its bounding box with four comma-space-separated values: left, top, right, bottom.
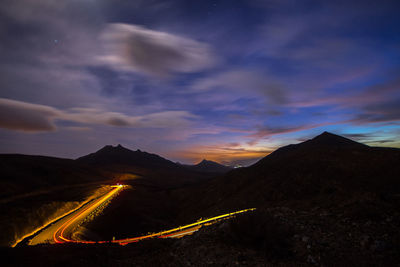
52, 184, 256, 245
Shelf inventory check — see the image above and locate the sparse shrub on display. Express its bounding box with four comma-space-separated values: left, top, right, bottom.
223, 210, 294, 259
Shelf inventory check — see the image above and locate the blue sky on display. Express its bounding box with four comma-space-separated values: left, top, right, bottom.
0, 0, 399, 165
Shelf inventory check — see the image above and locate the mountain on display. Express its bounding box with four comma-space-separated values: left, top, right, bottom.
257, 131, 367, 162
76, 144, 218, 187
184, 159, 233, 174
186, 131, 400, 213
76, 144, 178, 170
172, 132, 400, 265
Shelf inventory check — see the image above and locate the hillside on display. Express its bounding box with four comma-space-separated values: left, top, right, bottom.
166, 132, 400, 265
0, 154, 109, 200
2, 132, 400, 265
186, 131, 400, 212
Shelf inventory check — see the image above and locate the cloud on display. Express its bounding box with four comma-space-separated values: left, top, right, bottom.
342, 133, 371, 139
340, 131, 399, 146
190, 69, 288, 104
248, 125, 310, 139
289, 76, 400, 125
62, 108, 196, 128
0, 98, 197, 132
247, 122, 332, 142
350, 100, 400, 124
99, 23, 217, 77
0, 98, 59, 132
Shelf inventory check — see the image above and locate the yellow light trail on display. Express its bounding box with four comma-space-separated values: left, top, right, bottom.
115, 208, 256, 244
52, 186, 256, 245
42, 183, 255, 246
11, 189, 110, 248
53, 185, 124, 243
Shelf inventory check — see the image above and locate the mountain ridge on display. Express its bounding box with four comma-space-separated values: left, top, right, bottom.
183, 159, 233, 174
187, 131, 400, 213
76, 144, 179, 170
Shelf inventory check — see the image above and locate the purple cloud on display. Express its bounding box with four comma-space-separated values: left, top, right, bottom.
0, 98, 59, 132
99, 23, 218, 77
0, 98, 197, 132
190, 69, 288, 104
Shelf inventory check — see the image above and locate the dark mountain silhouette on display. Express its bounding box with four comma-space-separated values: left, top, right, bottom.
171, 132, 400, 265
184, 159, 233, 174
76, 144, 218, 187
259, 131, 367, 162
76, 144, 178, 170
187, 131, 400, 212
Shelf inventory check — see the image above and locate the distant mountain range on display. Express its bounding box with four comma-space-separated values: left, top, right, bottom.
77, 144, 232, 174
182, 159, 233, 174
0, 143, 233, 199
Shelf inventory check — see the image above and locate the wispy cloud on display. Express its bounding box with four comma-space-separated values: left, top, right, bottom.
99, 23, 218, 77
0, 98, 59, 132
190, 69, 288, 105
0, 98, 197, 132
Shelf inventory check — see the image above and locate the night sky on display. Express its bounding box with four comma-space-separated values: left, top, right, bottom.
0, 0, 399, 165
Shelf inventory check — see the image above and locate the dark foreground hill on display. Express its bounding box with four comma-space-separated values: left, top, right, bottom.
167, 132, 400, 265
0, 154, 109, 199
187, 131, 400, 212
0, 154, 113, 247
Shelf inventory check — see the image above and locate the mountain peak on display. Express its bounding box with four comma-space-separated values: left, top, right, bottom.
308, 131, 367, 148
98, 144, 130, 153
185, 159, 232, 173
255, 131, 369, 166
77, 145, 178, 169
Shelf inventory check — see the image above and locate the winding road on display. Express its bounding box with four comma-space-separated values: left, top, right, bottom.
29, 185, 123, 245
25, 184, 255, 246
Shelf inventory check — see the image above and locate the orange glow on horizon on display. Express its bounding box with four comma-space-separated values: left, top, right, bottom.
170, 144, 273, 165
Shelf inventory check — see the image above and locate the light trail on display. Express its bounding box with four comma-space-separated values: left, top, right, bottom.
41, 183, 256, 246
114, 208, 256, 244
52, 188, 256, 245
12, 185, 116, 247
160, 226, 202, 238
53, 185, 124, 243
